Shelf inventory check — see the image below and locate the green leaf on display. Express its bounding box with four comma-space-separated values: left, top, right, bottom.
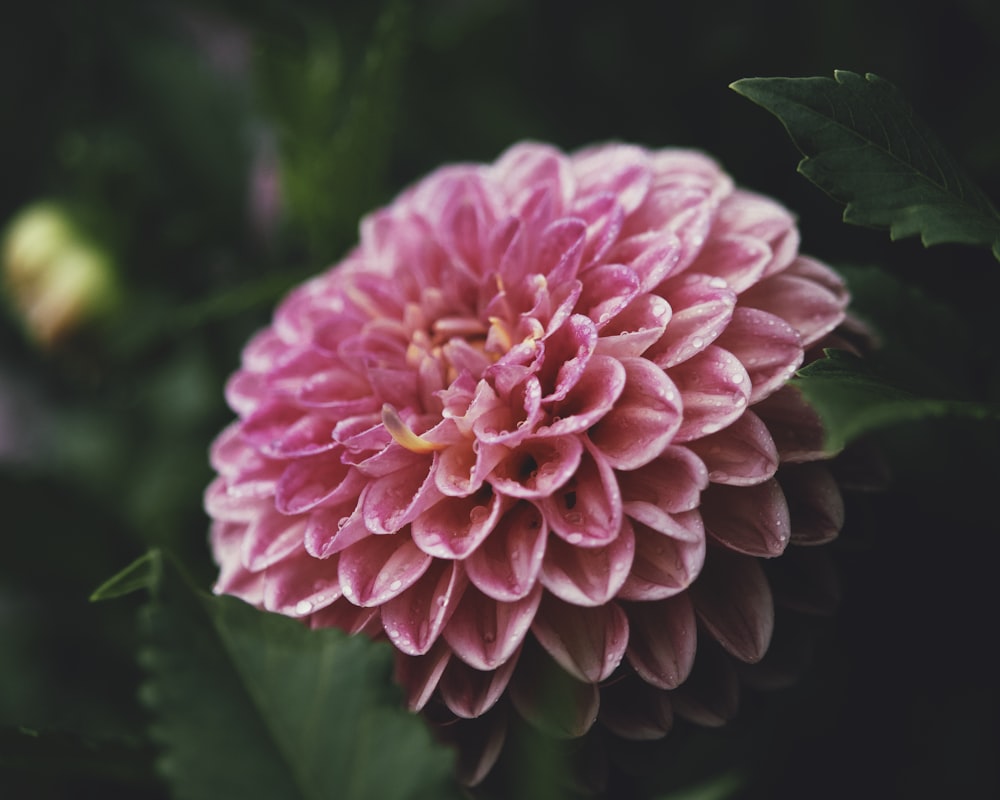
793, 350, 1000, 451
90, 551, 163, 601
653, 770, 746, 800
135, 550, 460, 800
731, 71, 1000, 261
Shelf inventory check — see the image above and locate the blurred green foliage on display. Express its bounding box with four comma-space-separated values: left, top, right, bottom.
1, 0, 998, 798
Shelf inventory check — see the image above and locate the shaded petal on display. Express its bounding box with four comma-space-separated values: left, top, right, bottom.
443, 583, 543, 670
648, 273, 736, 368
617, 515, 705, 601
531, 595, 629, 682
439, 649, 521, 718
599, 677, 674, 740
690, 548, 774, 663
670, 640, 740, 726
338, 534, 432, 607
466, 501, 548, 602
435, 438, 506, 497
309, 597, 382, 636
381, 560, 468, 655
701, 479, 790, 557
713, 189, 799, 279
764, 546, 840, 616
780, 462, 845, 546
624, 593, 697, 690
490, 435, 582, 498
395, 640, 452, 711
538, 314, 597, 402
411, 486, 504, 559
540, 519, 634, 606
274, 454, 365, 514
435, 705, 508, 788
537, 355, 626, 436
670, 346, 751, 442
753, 385, 829, 462
589, 357, 682, 469
508, 639, 600, 738
242, 511, 307, 571
686, 410, 779, 486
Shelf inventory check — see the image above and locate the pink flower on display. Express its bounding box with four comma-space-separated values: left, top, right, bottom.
206, 142, 849, 782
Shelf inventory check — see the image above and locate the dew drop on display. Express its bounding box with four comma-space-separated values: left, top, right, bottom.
295, 600, 313, 615
343, 584, 354, 598
337, 516, 350, 530
730, 371, 744, 384
708, 277, 727, 289
389, 628, 401, 640
469, 506, 489, 524
435, 595, 448, 608
567, 532, 584, 544
389, 579, 403, 592
701, 422, 722, 435
691, 337, 704, 349
483, 632, 496, 644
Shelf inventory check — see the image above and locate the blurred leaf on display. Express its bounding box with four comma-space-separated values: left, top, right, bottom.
731, 71, 1000, 261
653, 770, 745, 800
91, 551, 162, 601
133, 550, 460, 800
793, 350, 1000, 451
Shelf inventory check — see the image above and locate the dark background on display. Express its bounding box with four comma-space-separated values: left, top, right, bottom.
2, 1, 998, 797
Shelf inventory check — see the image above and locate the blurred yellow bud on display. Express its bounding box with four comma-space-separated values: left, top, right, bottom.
2, 203, 119, 346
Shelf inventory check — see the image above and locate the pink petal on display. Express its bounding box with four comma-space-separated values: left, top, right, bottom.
274, 454, 365, 514
573, 192, 625, 266
740, 259, 847, 347
338, 534, 432, 607
489, 436, 583, 498
241, 511, 307, 571
442, 583, 543, 670
472, 375, 543, 447
713, 189, 799, 278
617, 515, 705, 601
308, 598, 381, 636
539, 441, 622, 548
606, 230, 682, 292
262, 548, 342, 617
380, 560, 468, 655
242, 404, 338, 458
779, 462, 845, 546
687, 233, 771, 293
589, 357, 682, 469
624, 593, 697, 690
701, 479, 790, 557
716, 307, 803, 403
435, 438, 507, 498
538, 314, 597, 402
394, 640, 452, 711
439, 648, 521, 718
577, 263, 640, 330
594, 293, 672, 359
686, 410, 779, 486
647, 273, 736, 368
410, 486, 505, 559
465, 501, 548, 602
531, 595, 629, 682
620, 445, 709, 520
539, 519, 634, 606
494, 142, 574, 216
303, 503, 368, 558
204, 477, 268, 522
361, 458, 443, 534
690, 548, 774, 663
572, 143, 652, 215
670, 345, 751, 442
536, 355, 626, 436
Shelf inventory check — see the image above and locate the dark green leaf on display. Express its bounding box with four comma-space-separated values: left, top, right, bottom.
793, 350, 1000, 451
136, 551, 460, 800
91, 551, 162, 601
731, 71, 1000, 261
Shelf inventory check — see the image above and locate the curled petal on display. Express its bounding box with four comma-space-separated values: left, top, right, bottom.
242, 404, 338, 458
687, 233, 771, 294
490, 436, 583, 498
753, 385, 829, 461
540, 519, 635, 606
537, 355, 626, 437
395, 640, 452, 712
274, 454, 365, 515
242, 511, 306, 571
690, 548, 774, 663
589, 357, 682, 469
439, 649, 521, 719
531, 595, 629, 682
594, 293, 672, 359
361, 458, 443, 534
617, 515, 705, 601
466, 501, 548, 602
606, 230, 682, 293
686, 410, 779, 486
540, 442, 622, 548
338, 534, 432, 607
670, 346, 752, 442
577, 263, 640, 330
411, 486, 505, 559
443, 583, 542, 670
624, 593, 697, 690
435, 705, 509, 788
303, 503, 368, 558
381, 560, 468, 655
701, 479, 790, 557
716, 307, 803, 403
538, 314, 597, 402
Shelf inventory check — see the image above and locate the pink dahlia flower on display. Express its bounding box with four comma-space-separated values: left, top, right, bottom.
206, 142, 850, 782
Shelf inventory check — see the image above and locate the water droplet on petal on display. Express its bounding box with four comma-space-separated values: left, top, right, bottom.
708, 277, 727, 289
470, 506, 489, 524
567, 532, 584, 544
691, 337, 704, 349
389, 579, 403, 592
295, 600, 313, 615
435, 595, 448, 608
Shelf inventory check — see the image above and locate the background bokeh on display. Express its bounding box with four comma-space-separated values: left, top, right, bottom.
2, 1, 998, 797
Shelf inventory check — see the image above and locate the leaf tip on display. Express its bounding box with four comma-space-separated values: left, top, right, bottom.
91, 549, 163, 602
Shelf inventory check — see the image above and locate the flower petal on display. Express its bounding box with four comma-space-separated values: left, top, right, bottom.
648, 273, 736, 368
620, 445, 709, 520
599, 677, 674, 740
531, 595, 629, 682
443, 583, 543, 670
465, 501, 548, 602
780, 462, 845, 546
617, 515, 705, 601
395, 640, 452, 711
439, 649, 521, 719
411, 486, 504, 559
361, 457, 443, 534
701, 479, 790, 557
274, 454, 365, 515
489, 436, 583, 498
670, 345, 751, 442
539, 441, 622, 548
540, 519, 635, 606
508, 639, 600, 738
380, 559, 468, 655
338, 534, 432, 607
686, 410, 779, 486
752, 385, 829, 462
624, 593, 697, 690
262, 548, 341, 617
